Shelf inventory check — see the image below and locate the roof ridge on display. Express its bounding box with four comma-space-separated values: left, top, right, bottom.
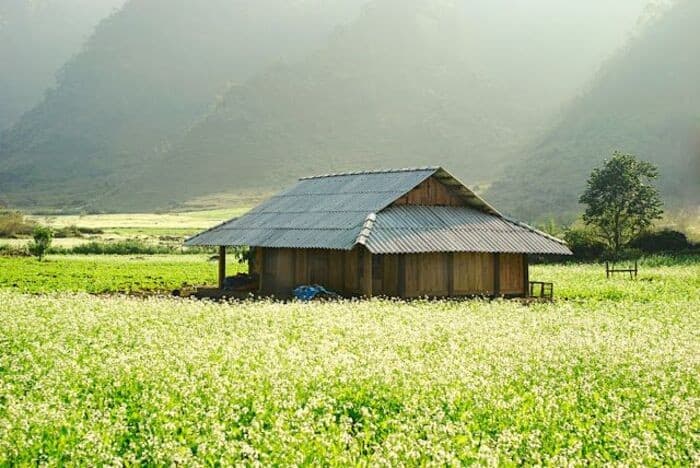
299, 167, 440, 180
354, 212, 377, 247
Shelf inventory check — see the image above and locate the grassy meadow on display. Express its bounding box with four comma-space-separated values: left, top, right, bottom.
0, 255, 699, 464
0, 255, 247, 294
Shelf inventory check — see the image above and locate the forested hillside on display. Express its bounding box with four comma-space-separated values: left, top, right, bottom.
0, 0, 124, 131
0, 0, 367, 209
123, 0, 651, 210
489, 0, 700, 221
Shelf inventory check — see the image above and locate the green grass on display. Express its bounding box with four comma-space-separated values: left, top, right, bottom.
531, 256, 700, 302
0, 255, 246, 294
0, 259, 698, 464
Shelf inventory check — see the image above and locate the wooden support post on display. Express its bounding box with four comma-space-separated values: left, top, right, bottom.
493, 253, 501, 297
360, 248, 373, 298
447, 252, 454, 297
523, 254, 530, 297
398, 255, 406, 298
257, 248, 264, 293
218, 246, 226, 290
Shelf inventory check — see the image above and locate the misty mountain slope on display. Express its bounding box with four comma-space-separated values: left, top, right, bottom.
0, 0, 125, 131
488, 0, 700, 221
123, 0, 652, 210
0, 0, 367, 208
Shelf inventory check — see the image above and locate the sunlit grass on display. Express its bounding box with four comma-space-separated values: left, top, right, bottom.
0, 255, 246, 294
29, 207, 251, 231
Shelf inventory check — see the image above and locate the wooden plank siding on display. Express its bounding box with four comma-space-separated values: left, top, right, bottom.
256, 247, 528, 299
499, 253, 525, 296
370, 252, 522, 298
258, 247, 365, 298
453, 252, 494, 295
392, 176, 463, 206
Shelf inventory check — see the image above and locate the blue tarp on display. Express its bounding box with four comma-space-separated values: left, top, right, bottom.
293, 285, 337, 301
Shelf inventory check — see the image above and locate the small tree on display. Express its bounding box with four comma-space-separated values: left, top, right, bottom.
28, 226, 53, 261
579, 151, 663, 256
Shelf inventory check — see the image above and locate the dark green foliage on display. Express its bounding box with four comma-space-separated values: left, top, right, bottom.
78, 227, 105, 235
52, 225, 103, 238
53, 225, 83, 238
630, 229, 697, 253
600, 248, 643, 262
48, 240, 218, 256
563, 227, 607, 261
579, 152, 663, 255
28, 226, 53, 261
49, 240, 178, 256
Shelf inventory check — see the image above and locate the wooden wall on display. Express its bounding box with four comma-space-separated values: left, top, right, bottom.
453, 252, 495, 296
256, 247, 369, 298
373, 252, 526, 298
392, 176, 463, 206
255, 247, 527, 298
498, 253, 525, 296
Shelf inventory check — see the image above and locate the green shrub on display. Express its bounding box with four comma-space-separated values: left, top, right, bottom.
630, 229, 697, 253
563, 226, 606, 260
78, 226, 104, 235
601, 247, 643, 262
28, 226, 53, 261
54, 225, 83, 238
53, 225, 106, 238
63, 240, 177, 255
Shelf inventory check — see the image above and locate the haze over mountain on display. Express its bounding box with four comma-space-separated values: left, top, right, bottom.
0, 0, 368, 208
0, 0, 125, 131
488, 0, 700, 221
122, 0, 653, 210
0, 0, 668, 214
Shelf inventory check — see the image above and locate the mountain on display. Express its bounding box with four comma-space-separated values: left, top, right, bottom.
0, 0, 367, 209
0, 0, 652, 211
488, 0, 700, 221
122, 0, 651, 211
0, 0, 125, 131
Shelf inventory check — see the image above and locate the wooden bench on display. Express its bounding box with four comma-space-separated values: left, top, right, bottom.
606, 260, 638, 279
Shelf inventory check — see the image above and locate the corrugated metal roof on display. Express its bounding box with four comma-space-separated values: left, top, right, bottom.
185, 168, 437, 249
363, 206, 571, 255
185, 167, 571, 256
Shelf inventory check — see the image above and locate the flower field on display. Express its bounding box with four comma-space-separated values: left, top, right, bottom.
1, 258, 699, 465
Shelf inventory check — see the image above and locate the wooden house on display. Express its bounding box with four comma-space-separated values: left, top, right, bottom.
185, 167, 572, 298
